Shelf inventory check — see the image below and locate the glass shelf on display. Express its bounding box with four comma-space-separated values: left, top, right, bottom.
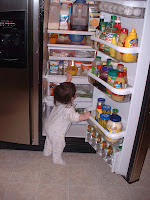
47, 29, 95, 35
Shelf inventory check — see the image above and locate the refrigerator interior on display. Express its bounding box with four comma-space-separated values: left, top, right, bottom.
42, 0, 150, 177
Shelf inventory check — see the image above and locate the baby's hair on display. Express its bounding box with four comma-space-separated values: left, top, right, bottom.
54, 82, 76, 105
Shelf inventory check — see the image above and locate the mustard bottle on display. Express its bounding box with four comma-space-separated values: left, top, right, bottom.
109, 36, 117, 57
123, 28, 138, 62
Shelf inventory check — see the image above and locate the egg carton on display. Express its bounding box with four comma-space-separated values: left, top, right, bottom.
96, 1, 145, 18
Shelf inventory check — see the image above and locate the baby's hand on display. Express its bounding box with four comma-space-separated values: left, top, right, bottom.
79, 111, 92, 121
83, 112, 92, 120
66, 72, 72, 82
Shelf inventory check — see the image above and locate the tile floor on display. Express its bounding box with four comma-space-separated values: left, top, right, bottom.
0, 148, 150, 200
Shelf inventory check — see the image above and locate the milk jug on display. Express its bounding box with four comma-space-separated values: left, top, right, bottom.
70, 0, 88, 31
48, 0, 61, 30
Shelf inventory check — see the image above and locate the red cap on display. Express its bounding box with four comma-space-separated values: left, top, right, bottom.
97, 105, 102, 109
97, 65, 102, 69
117, 71, 124, 78
121, 28, 128, 34
117, 64, 124, 67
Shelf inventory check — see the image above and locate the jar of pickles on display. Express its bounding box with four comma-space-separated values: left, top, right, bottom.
99, 113, 110, 129
102, 105, 111, 115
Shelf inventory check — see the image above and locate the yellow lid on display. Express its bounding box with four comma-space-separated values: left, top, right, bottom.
129, 28, 137, 36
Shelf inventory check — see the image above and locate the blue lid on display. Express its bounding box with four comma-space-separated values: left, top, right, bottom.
100, 113, 110, 120
98, 98, 105, 103
60, 60, 63, 63
102, 65, 112, 72
102, 105, 111, 111
109, 114, 121, 122
76, 0, 86, 3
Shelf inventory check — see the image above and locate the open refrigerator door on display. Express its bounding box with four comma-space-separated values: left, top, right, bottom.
42, 0, 150, 177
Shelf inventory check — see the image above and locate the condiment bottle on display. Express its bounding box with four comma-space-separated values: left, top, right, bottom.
99, 113, 110, 129
106, 69, 119, 95
92, 56, 101, 75
123, 28, 138, 62
112, 108, 119, 115
110, 15, 116, 27
109, 35, 117, 57
97, 98, 105, 107
115, 28, 128, 61
111, 71, 125, 102
114, 16, 121, 30
117, 63, 124, 72
102, 105, 111, 115
105, 114, 122, 143
123, 67, 128, 88
95, 105, 102, 122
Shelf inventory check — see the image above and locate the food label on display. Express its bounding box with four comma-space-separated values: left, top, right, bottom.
88, 5, 100, 31
50, 61, 59, 73
129, 38, 138, 55
106, 127, 122, 134
60, 14, 69, 27
105, 32, 114, 52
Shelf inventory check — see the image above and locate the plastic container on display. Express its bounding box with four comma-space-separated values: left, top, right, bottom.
49, 33, 58, 44
50, 60, 59, 74
59, 3, 70, 30
70, 0, 89, 31
117, 64, 124, 72
105, 114, 122, 143
115, 28, 128, 61
111, 71, 125, 102
95, 105, 102, 122
74, 61, 82, 76
99, 113, 110, 129
81, 61, 92, 76
58, 61, 64, 75
69, 34, 84, 42
91, 56, 101, 76
102, 105, 111, 115
48, 0, 61, 30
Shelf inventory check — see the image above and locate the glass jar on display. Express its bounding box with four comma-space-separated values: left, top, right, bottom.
106, 114, 122, 143
102, 105, 111, 115
112, 108, 119, 115
98, 65, 112, 92
97, 98, 105, 106
99, 113, 110, 129
106, 69, 118, 95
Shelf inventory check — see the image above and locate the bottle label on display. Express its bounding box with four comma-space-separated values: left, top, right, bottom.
60, 14, 69, 27
129, 38, 138, 55
106, 127, 122, 134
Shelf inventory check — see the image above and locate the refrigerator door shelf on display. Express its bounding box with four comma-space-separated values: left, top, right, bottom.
87, 116, 125, 140
95, 1, 145, 19
96, 0, 147, 8
88, 72, 133, 95
45, 74, 90, 84
47, 29, 95, 36
91, 36, 140, 54
47, 44, 95, 51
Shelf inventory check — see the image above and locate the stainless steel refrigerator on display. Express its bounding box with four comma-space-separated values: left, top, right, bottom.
0, 0, 39, 145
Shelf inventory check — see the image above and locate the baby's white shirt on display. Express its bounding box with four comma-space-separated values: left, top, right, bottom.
44, 103, 80, 137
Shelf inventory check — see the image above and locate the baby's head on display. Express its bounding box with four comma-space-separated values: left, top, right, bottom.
54, 82, 76, 105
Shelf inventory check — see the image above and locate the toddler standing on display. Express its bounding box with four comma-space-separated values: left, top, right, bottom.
43, 73, 91, 165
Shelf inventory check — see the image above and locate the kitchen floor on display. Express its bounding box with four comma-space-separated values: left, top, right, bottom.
0, 148, 150, 200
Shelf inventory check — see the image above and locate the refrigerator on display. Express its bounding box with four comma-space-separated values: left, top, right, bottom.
42, 0, 150, 183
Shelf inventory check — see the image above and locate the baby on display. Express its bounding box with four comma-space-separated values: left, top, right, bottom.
43, 73, 91, 165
